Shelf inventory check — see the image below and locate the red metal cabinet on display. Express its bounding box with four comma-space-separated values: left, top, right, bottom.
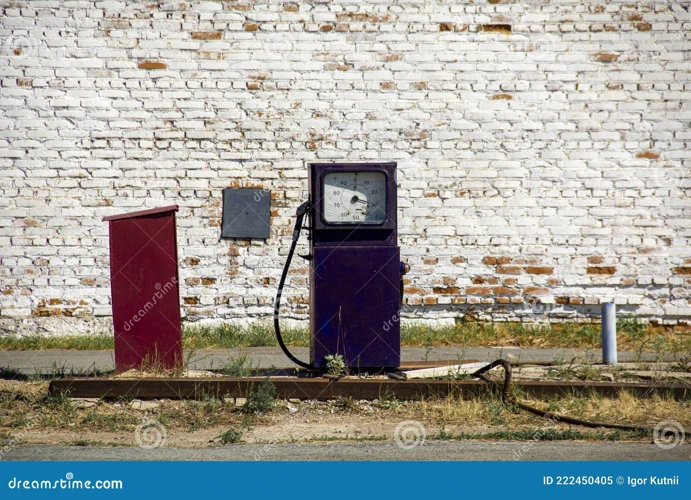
103, 206, 183, 373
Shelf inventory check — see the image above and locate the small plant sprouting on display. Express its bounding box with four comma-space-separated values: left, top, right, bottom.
324, 354, 346, 376
242, 377, 277, 415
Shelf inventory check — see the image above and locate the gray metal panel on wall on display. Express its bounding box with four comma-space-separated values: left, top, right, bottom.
221, 188, 271, 239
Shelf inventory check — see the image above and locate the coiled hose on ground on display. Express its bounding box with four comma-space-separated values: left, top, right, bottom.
472, 359, 658, 435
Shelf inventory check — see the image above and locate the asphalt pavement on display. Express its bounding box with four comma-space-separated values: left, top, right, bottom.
4, 442, 689, 461
0, 346, 664, 375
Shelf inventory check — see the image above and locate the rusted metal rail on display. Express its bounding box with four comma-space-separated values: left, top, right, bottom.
49, 377, 691, 401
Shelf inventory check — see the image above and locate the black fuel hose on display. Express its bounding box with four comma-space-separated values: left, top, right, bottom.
472, 359, 655, 434
273, 201, 313, 370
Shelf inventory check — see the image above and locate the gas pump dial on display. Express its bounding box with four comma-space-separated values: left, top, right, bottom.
322, 171, 387, 224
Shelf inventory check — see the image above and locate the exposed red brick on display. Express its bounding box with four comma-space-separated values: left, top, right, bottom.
412, 82, 427, 90
466, 286, 492, 295
627, 13, 643, 21
493, 286, 519, 295
443, 277, 456, 285
588, 256, 603, 264
186, 277, 201, 286
526, 266, 553, 275
433, 286, 461, 295
587, 266, 616, 275
451, 297, 467, 304
451, 257, 464, 265
424, 297, 438, 305
497, 257, 511, 265
184, 297, 199, 305
2, 289, 13, 295
405, 286, 426, 295
439, 23, 453, 32
490, 93, 513, 100
247, 81, 261, 90
284, 4, 298, 12
423, 257, 438, 265
482, 256, 496, 265
17, 78, 32, 87
191, 31, 222, 40
323, 63, 350, 71
555, 296, 569, 305
138, 60, 167, 70
497, 265, 522, 275
380, 82, 395, 90
244, 23, 258, 31
673, 267, 691, 275
472, 277, 486, 285
320, 24, 333, 32
480, 24, 511, 34
198, 51, 222, 60
592, 52, 619, 63
201, 277, 216, 285
185, 257, 201, 265
523, 286, 549, 295
636, 150, 660, 159
570, 297, 584, 305
636, 22, 651, 31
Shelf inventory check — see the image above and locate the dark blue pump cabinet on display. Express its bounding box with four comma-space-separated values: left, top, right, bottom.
308, 163, 405, 370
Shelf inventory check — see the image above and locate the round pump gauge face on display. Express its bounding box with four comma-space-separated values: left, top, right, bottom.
322, 171, 387, 224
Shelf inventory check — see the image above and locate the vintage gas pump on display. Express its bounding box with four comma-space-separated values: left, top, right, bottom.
274, 162, 408, 371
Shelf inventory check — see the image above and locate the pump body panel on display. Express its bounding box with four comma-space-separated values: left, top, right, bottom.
310, 246, 401, 369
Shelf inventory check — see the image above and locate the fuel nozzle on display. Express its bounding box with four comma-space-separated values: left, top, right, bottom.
292, 201, 312, 242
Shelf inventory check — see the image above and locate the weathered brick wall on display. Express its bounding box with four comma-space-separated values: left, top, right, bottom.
1, 0, 690, 335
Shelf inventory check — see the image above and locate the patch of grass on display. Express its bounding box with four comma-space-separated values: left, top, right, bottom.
334, 396, 356, 412
220, 354, 252, 377
242, 378, 277, 415
219, 427, 244, 445
68, 439, 128, 447
449, 428, 648, 441
183, 323, 309, 350
0, 334, 113, 351
301, 435, 388, 443
1, 320, 689, 353
375, 394, 402, 410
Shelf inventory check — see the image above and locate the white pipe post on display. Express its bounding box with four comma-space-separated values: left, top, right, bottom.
601, 302, 617, 365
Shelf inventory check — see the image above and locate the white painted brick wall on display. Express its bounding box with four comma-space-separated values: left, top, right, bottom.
0, 0, 690, 335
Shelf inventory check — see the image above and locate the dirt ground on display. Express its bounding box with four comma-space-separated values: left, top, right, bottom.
1, 374, 690, 449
